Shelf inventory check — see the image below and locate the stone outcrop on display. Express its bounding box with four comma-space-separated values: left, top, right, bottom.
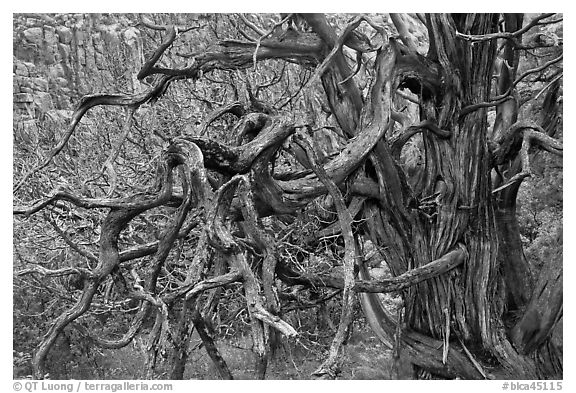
13, 13, 145, 144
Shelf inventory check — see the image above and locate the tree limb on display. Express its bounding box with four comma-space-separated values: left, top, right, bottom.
278, 245, 467, 294
462, 54, 562, 116
14, 75, 177, 193
456, 13, 557, 43
296, 131, 357, 378
390, 13, 419, 53
492, 121, 562, 193
17, 266, 93, 278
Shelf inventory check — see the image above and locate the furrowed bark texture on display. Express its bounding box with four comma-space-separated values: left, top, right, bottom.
349, 14, 559, 378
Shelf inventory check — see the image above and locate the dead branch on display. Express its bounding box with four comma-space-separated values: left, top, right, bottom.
190, 302, 234, 379
138, 16, 200, 33
14, 75, 177, 193
46, 215, 98, 263
462, 54, 562, 116
134, 34, 322, 80
301, 13, 365, 136
492, 121, 562, 193
278, 43, 395, 199
30, 140, 202, 378
161, 271, 243, 304
238, 14, 265, 37
138, 25, 177, 80
456, 13, 557, 43
308, 15, 370, 86
278, 244, 467, 294
86, 107, 136, 196
390, 13, 419, 53
296, 132, 357, 378
14, 163, 174, 216
236, 179, 281, 315
207, 175, 298, 338
251, 13, 294, 70
71, 304, 148, 349
356, 263, 483, 379
32, 206, 145, 378
391, 119, 451, 159
181, 116, 295, 174
198, 101, 246, 136
17, 265, 93, 278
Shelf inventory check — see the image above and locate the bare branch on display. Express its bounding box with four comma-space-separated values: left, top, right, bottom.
390, 13, 419, 52
161, 271, 243, 304
17, 265, 93, 278
182, 116, 294, 174
492, 122, 562, 193
138, 25, 177, 80
14, 166, 174, 216
456, 13, 557, 43
391, 119, 451, 159
279, 44, 395, 198
251, 13, 294, 70
14, 75, 177, 193
46, 215, 98, 263
190, 302, 234, 379
207, 174, 298, 340
71, 305, 149, 349
462, 54, 562, 116
198, 101, 245, 136
278, 244, 467, 294
308, 15, 368, 86
296, 131, 357, 378
138, 16, 200, 33
238, 14, 265, 36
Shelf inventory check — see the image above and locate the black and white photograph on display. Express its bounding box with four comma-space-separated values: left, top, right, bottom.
12, 11, 564, 384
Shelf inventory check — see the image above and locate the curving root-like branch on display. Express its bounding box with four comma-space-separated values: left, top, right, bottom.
25, 153, 179, 379
356, 246, 483, 379
17, 266, 93, 278
455, 13, 557, 44
181, 115, 294, 174
236, 176, 281, 317
31, 207, 146, 379
277, 244, 467, 294
14, 160, 174, 216
462, 54, 563, 116
190, 302, 234, 379
72, 304, 149, 349
28, 138, 207, 379
390, 119, 451, 159
207, 176, 298, 337
390, 13, 419, 53
278, 40, 395, 206
198, 101, 246, 136
295, 132, 357, 378
14, 75, 177, 194
204, 175, 298, 378
137, 24, 177, 80
308, 14, 376, 87
492, 121, 562, 193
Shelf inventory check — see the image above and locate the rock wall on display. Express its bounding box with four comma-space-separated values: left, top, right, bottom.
13, 14, 145, 143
